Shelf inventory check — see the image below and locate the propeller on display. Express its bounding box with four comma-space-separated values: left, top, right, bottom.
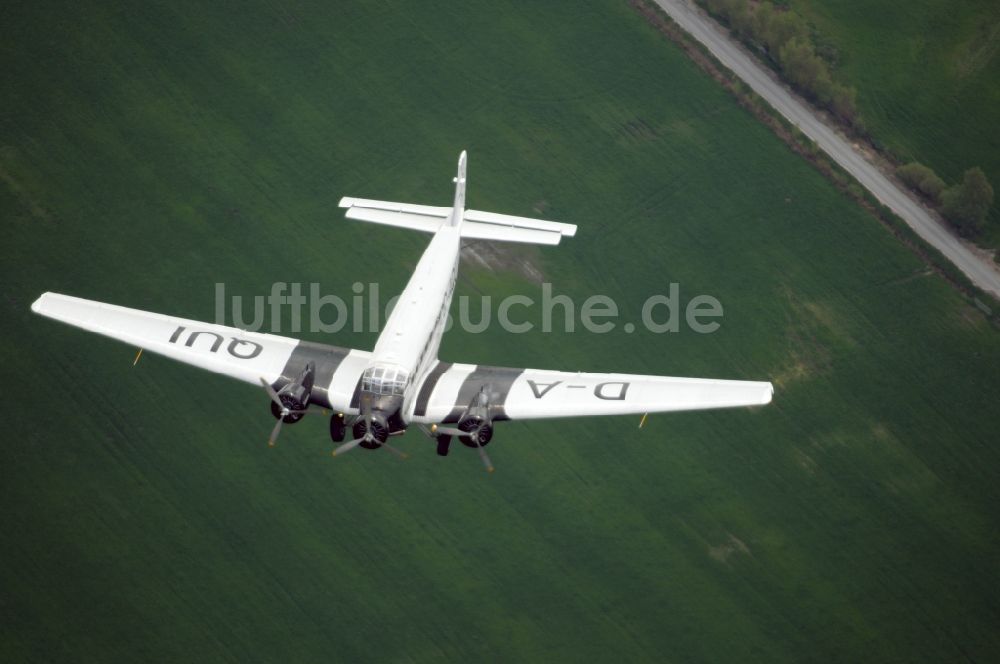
472, 437, 494, 473
380, 442, 409, 459
260, 378, 315, 447
332, 436, 366, 456
432, 423, 494, 473
331, 434, 408, 459
332, 416, 406, 459
431, 425, 466, 438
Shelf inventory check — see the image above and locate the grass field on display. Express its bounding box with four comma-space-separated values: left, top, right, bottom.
786, 0, 1000, 237
2, 0, 1000, 661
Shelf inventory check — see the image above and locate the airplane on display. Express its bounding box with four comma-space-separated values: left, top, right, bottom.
31, 151, 773, 472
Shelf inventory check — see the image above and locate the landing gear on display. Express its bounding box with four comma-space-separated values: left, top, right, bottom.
329, 412, 346, 442
436, 434, 452, 457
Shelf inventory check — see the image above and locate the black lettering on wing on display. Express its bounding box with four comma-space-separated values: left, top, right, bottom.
185, 330, 224, 353
527, 380, 562, 399
169, 327, 265, 361
228, 338, 263, 359
594, 381, 629, 400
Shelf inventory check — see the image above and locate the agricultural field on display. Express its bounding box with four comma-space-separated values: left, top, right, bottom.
2, 0, 999, 661
786, 0, 1000, 237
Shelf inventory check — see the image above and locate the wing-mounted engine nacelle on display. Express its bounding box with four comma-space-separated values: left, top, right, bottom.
432, 387, 498, 458
457, 387, 494, 448
431, 387, 498, 471
457, 418, 493, 448
271, 362, 315, 423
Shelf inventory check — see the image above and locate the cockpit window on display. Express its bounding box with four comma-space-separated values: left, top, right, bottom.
362, 365, 409, 396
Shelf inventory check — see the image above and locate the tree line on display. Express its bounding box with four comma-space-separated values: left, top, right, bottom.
699, 0, 995, 240
700, 0, 858, 126
897, 163, 994, 237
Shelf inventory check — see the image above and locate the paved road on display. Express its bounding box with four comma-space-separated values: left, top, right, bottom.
650, 0, 1000, 298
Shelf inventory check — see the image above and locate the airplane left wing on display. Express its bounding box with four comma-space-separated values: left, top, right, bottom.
31, 292, 371, 413
408, 362, 773, 424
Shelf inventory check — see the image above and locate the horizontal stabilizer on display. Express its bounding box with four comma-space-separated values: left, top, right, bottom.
339, 195, 574, 245
339, 197, 450, 218
465, 209, 576, 237
344, 207, 443, 233
461, 222, 562, 245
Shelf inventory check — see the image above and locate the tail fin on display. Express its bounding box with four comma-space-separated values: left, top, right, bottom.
449, 150, 467, 226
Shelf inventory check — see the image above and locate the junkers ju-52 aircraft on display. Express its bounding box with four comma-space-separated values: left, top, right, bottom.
32, 152, 772, 471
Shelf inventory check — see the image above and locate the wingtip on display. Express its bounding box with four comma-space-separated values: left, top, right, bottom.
30, 292, 52, 314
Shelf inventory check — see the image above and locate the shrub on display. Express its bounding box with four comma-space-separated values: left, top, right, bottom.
896, 162, 946, 204
828, 84, 858, 126
778, 37, 825, 89
941, 167, 994, 236
697, 0, 862, 131
752, 3, 808, 55
728, 3, 753, 37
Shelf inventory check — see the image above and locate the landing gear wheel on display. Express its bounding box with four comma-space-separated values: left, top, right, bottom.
436, 434, 452, 457
329, 413, 346, 442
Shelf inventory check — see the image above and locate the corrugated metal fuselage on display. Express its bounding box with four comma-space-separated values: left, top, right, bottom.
367, 224, 460, 425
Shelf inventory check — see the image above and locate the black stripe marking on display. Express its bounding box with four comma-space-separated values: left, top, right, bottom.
414, 361, 452, 417
273, 341, 351, 410
443, 365, 525, 423
349, 374, 364, 410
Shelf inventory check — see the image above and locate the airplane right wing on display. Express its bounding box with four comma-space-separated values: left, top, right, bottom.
31, 292, 372, 413
408, 362, 773, 424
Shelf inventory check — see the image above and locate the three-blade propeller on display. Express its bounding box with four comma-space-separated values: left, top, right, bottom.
262, 379, 481, 467
331, 434, 408, 459
332, 436, 366, 456
260, 378, 315, 447
432, 424, 495, 473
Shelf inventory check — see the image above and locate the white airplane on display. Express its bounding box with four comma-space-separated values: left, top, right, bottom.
31, 152, 772, 471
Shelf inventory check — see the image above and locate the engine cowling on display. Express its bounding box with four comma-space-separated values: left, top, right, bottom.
270, 362, 315, 423
458, 416, 494, 448
353, 415, 389, 450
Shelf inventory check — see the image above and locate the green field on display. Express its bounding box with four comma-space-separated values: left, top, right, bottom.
3, 1, 1000, 661
786, 0, 1000, 235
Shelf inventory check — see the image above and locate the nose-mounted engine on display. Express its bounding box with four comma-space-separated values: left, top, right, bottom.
352, 412, 390, 449
330, 363, 409, 457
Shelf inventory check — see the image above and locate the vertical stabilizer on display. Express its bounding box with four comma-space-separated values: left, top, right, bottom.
450, 150, 467, 226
